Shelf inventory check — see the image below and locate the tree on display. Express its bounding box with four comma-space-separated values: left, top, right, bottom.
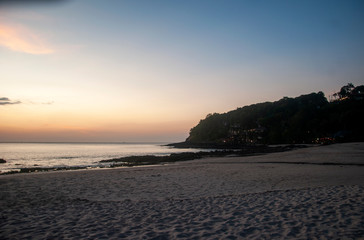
338, 83, 354, 99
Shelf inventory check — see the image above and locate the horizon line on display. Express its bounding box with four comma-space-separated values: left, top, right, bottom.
0, 141, 176, 144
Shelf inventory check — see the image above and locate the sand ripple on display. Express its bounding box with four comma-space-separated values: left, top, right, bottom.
1, 185, 364, 239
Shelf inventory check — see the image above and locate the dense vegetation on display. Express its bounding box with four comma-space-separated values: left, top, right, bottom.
186, 84, 364, 145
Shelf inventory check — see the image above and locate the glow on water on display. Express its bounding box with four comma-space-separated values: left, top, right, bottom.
0, 143, 208, 173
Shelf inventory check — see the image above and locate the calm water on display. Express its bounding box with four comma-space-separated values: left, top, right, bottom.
0, 143, 207, 173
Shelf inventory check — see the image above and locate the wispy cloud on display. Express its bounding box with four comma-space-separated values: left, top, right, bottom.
0, 97, 55, 105
0, 0, 68, 7
0, 97, 21, 105
28, 100, 54, 105
0, 23, 54, 54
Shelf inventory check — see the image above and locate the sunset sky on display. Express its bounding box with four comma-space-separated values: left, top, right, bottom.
1, 0, 364, 142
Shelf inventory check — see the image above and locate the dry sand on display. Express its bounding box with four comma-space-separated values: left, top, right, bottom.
1, 142, 364, 239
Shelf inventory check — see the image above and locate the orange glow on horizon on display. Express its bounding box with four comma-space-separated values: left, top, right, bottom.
0, 110, 193, 142
0, 99, 197, 142
0, 124, 190, 142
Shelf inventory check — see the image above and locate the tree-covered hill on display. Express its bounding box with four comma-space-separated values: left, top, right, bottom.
185, 84, 364, 145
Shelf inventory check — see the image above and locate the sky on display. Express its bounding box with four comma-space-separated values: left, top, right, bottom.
1, 0, 364, 142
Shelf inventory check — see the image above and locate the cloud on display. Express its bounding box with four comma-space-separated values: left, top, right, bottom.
0, 97, 55, 105
41, 101, 54, 105
0, 23, 54, 54
28, 100, 54, 105
0, 97, 22, 105
0, 0, 68, 7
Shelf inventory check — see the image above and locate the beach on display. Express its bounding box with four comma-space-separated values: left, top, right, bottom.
1, 143, 364, 239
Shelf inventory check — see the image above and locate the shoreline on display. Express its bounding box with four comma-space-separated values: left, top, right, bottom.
1, 144, 306, 175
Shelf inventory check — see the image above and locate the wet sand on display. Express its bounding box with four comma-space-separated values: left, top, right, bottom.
1, 143, 364, 239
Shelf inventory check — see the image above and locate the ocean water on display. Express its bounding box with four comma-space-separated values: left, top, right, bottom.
0, 143, 207, 173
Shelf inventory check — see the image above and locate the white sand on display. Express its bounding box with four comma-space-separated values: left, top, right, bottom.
1, 143, 364, 239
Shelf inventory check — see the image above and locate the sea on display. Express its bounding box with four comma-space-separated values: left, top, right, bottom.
0, 142, 209, 174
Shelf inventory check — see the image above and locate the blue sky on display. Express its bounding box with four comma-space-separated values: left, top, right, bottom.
1, 0, 363, 142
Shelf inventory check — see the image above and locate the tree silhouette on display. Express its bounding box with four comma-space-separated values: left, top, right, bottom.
186, 84, 364, 145
338, 83, 354, 99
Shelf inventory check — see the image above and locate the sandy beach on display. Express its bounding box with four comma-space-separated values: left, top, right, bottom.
1, 142, 364, 239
